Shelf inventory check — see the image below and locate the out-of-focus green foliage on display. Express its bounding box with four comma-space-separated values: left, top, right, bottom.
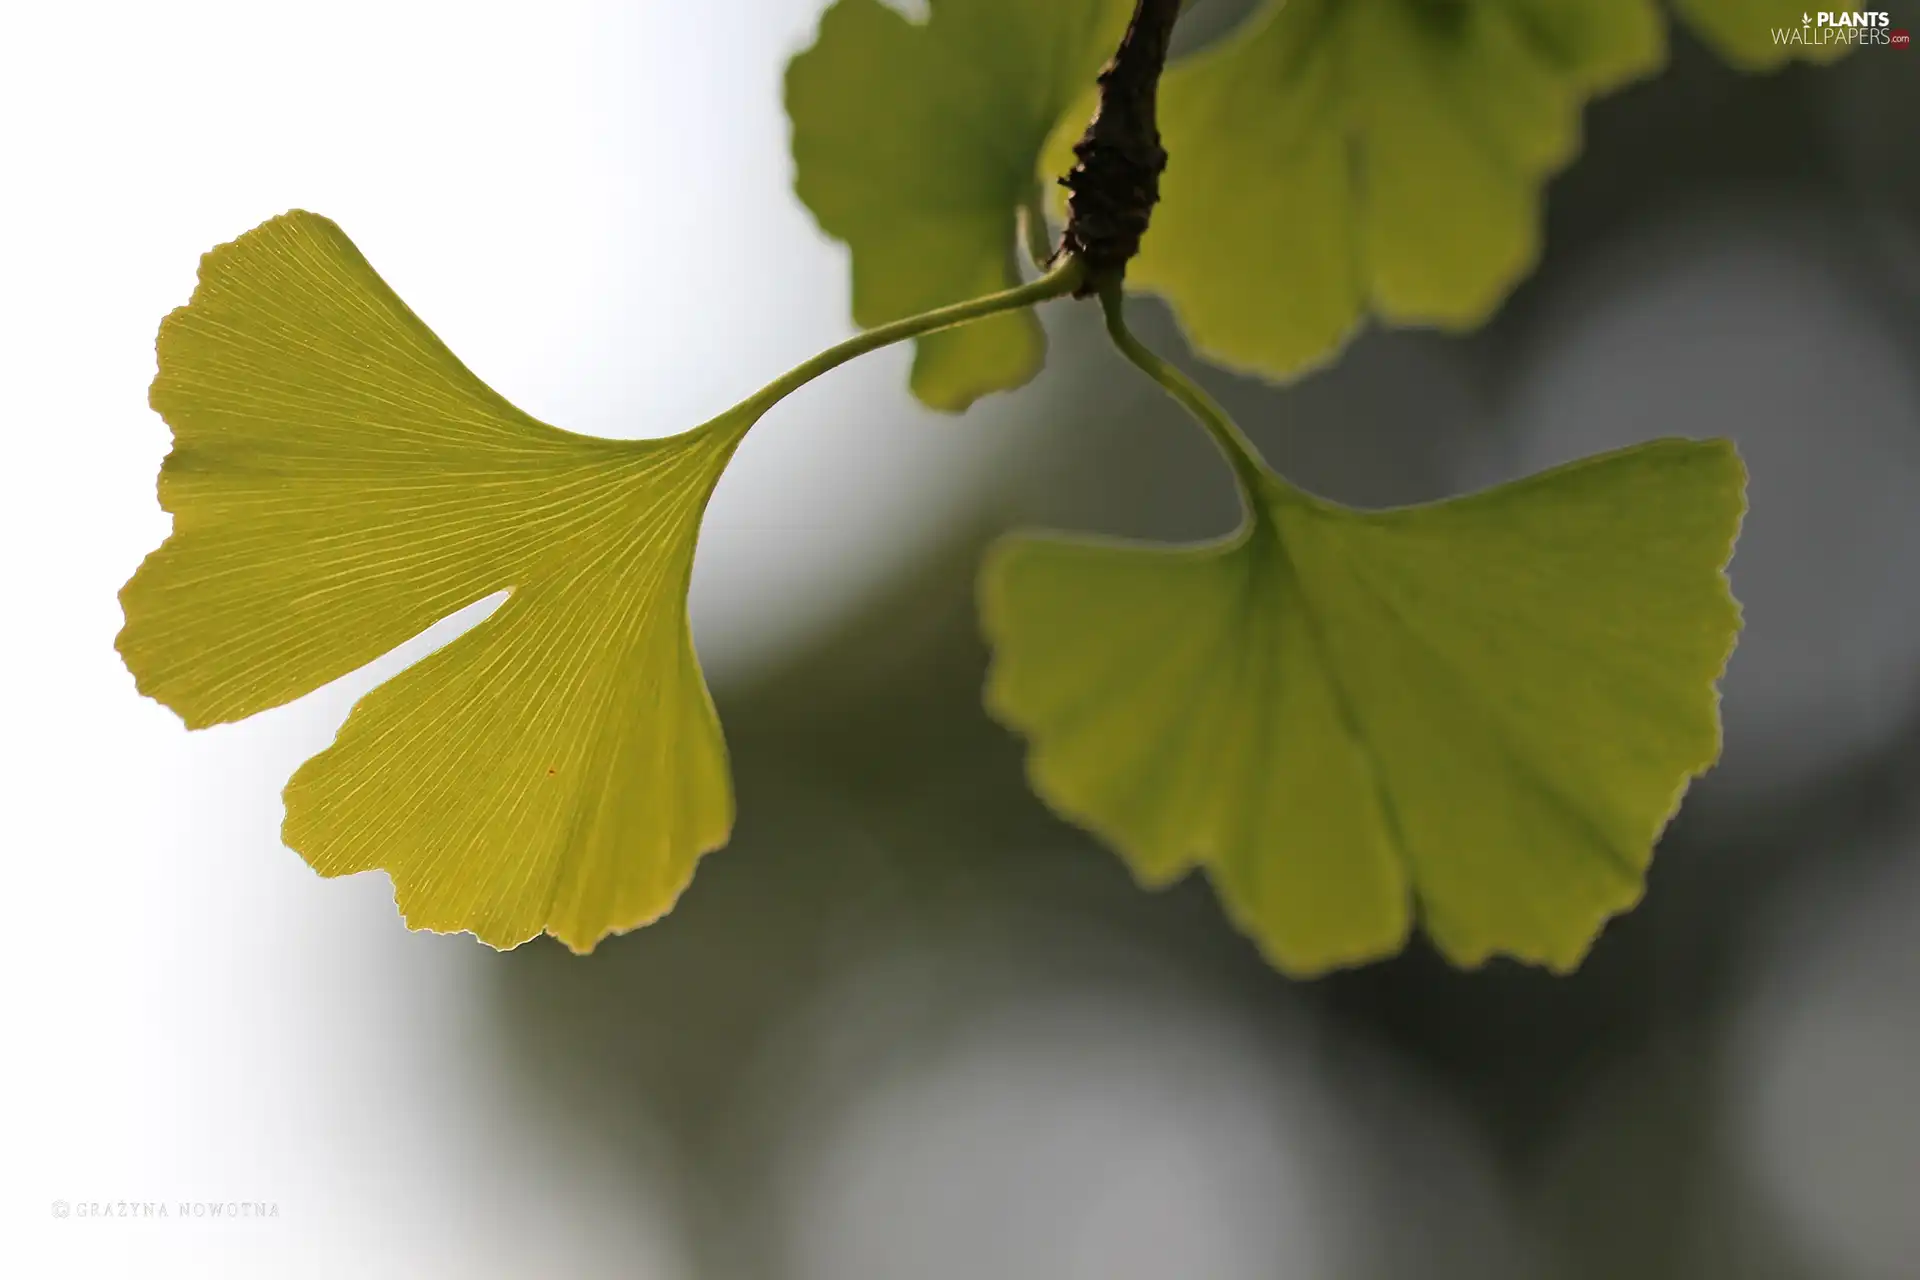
792, 0, 1850, 394
785, 0, 1132, 410
119, 212, 738, 953
981, 439, 1745, 974
1084, 0, 1666, 378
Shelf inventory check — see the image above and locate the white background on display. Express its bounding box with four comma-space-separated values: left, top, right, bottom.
0, 2, 1021, 1274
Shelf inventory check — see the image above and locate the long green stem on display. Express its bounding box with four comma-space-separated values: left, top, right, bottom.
1097, 282, 1267, 496
734, 255, 1086, 423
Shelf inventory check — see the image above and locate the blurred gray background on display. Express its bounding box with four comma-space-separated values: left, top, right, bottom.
5, 2, 1919, 1276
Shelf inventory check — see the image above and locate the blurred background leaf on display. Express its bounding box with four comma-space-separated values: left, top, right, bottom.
1088, 0, 1667, 378
785, 0, 1131, 410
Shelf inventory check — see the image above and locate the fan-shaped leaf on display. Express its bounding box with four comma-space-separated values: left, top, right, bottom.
119, 212, 742, 952
785, 0, 1132, 411
1042, 0, 1665, 379
981, 438, 1744, 975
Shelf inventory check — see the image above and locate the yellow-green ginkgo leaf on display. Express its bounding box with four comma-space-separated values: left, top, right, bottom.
786, 0, 1132, 411
980, 439, 1745, 975
1672, 0, 1857, 69
118, 211, 743, 953
1040, 0, 1666, 379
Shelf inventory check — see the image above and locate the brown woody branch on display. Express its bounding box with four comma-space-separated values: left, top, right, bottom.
1058, 0, 1183, 295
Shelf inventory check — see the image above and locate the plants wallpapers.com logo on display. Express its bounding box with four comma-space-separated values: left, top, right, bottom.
1775, 11, 1909, 47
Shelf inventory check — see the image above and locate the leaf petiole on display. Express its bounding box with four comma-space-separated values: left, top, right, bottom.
1097, 282, 1266, 498
733, 255, 1087, 425
1018, 186, 1056, 272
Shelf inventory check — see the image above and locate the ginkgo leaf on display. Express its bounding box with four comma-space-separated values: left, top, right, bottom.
785, 0, 1132, 411
118, 211, 743, 953
1672, 0, 1855, 69
1040, 0, 1666, 380
980, 438, 1745, 975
